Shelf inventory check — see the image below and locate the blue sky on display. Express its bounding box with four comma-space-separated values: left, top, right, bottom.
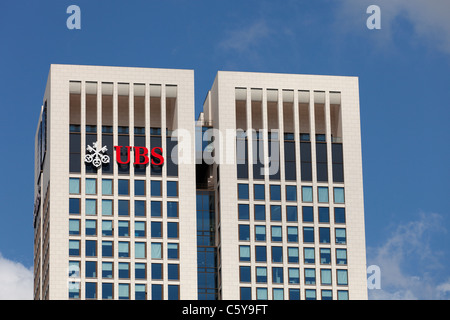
0, 0, 449, 299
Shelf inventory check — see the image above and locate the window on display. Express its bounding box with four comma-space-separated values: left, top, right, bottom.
288, 247, 299, 263
337, 269, 348, 285
152, 284, 163, 300
320, 248, 331, 264
271, 226, 282, 242
85, 220, 96, 236
286, 206, 298, 222
238, 204, 249, 220
102, 241, 113, 257
168, 285, 179, 300
69, 261, 80, 280
270, 185, 281, 201
118, 179, 129, 195
151, 180, 162, 197
286, 185, 297, 201
86, 179, 97, 195
69, 198, 80, 215
135, 284, 146, 300
238, 184, 249, 200
256, 267, 267, 283
135, 221, 146, 237
334, 207, 346, 224
288, 268, 300, 284
102, 283, 113, 300
118, 200, 129, 216
319, 227, 330, 244
69, 240, 80, 256
273, 288, 284, 300
118, 221, 129, 237
304, 248, 315, 264
151, 243, 162, 259
302, 206, 313, 222
334, 187, 345, 203
135, 200, 146, 217
102, 220, 113, 236
85, 240, 97, 257
118, 283, 130, 300
85, 199, 97, 216
336, 249, 347, 265
255, 225, 266, 241
271, 246, 283, 263
338, 290, 349, 300
152, 263, 163, 280
152, 222, 162, 238
336, 228, 347, 244
167, 222, 178, 239
239, 225, 250, 241
102, 199, 113, 216
118, 241, 129, 258
135, 180, 146, 196
168, 264, 179, 280
119, 262, 130, 279
168, 243, 179, 259
318, 187, 329, 203
240, 287, 252, 300
151, 201, 162, 217
167, 181, 178, 197
272, 267, 283, 284
102, 262, 113, 279
85, 261, 97, 278
254, 204, 265, 221
319, 207, 329, 223
254, 184, 265, 200
69, 178, 80, 194
240, 266, 251, 283
270, 205, 281, 221
135, 263, 146, 280
69, 219, 80, 235
239, 246, 250, 262
102, 179, 112, 195
167, 201, 178, 218
255, 246, 267, 262
322, 290, 333, 300
69, 282, 80, 299
256, 288, 268, 300
135, 242, 146, 259
289, 289, 300, 300
302, 186, 312, 202
321, 269, 332, 285
304, 268, 316, 285
303, 227, 314, 243
287, 226, 298, 242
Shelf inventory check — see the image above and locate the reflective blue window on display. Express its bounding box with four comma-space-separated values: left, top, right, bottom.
135, 200, 146, 217
151, 180, 161, 197
239, 225, 250, 241
85, 283, 96, 299
85, 240, 97, 257
238, 184, 249, 200
319, 207, 330, 223
270, 185, 281, 201
151, 222, 162, 238
240, 287, 252, 300
286, 185, 297, 201
303, 227, 314, 243
168, 264, 179, 280
302, 206, 314, 222
238, 204, 249, 220
152, 263, 163, 280
334, 207, 346, 224
118, 179, 129, 195
319, 227, 330, 244
69, 198, 80, 215
135, 180, 145, 196
272, 267, 283, 283
254, 205, 265, 221
286, 206, 298, 222
255, 246, 267, 262
240, 266, 251, 283
167, 201, 178, 218
320, 248, 331, 264
85, 261, 96, 278
254, 184, 265, 200
167, 181, 178, 197
152, 284, 163, 300
167, 222, 178, 239
168, 285, 179, 300
102, 283, 113, 300
118, 200, 129, 216
271, 246, 283, 263
151, 201, 162, 217
270, 205, 281, 221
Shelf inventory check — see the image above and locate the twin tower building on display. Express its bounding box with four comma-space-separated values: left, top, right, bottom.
33, 64, 367, 300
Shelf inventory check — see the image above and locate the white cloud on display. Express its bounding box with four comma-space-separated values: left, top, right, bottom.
367, 212, 450, 300
0, 253, 33, 300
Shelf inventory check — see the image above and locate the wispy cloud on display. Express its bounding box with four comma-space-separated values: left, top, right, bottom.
368, 212, 450, 300
0, 253, 33, 300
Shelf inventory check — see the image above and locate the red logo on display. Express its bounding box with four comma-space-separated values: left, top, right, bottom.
114, 146, 164, 166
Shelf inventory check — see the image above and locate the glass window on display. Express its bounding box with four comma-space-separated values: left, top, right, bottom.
271, 226, 282, 242
85, 261, 97, 278
151, 243, 162, 259
255, 246, 267, 262
303, 227, 314, 243
102, 179, 112, 195
304, 268, 316, 285
118, 283, 130, 300
254, 184, 265, 200
240, 287, 252, 300
256, 267, 267, 283
239, 245, 250, 262
167, 201, 178, 218
286, 206, 298, 222
118, 221, 129, 237
304, 247, 315, 264
69, 240, 80, 256
85, 220, 96, 236
168, 243, 179, 259
102, 283, 113, 300
152, 263, 163, 280
102, 220, 113, 236
322, 290, 333, 300
286, 185, 297, 201
135, 284, 146, 300
319, 207, 329, 223
85, 240, 97, 257
256, 288, 268, 300
152, 284, 163, 300
302, 206, 314, 222
270, 205, 281, 221
102, 262, 113, 279
167, 222, 178, 239
119, 262, 130, 279
135, 263, 146, 280
272, 267, 283, 283
337, 269, 348, 285
334, 207, 346, 224
270, 185, 281, 201
102, 241, 113, 257
288, 247, 299, 263
319, 227, 330, 244
289, 289, 300, 300
238, 184, 249, 200
254, 204, 265, 221
151, 222, 162, 238
338, 290, 349, 300
135, 180, 146, 196
336, 249, 347, 265
336, 228, 347, 244
238, 204, 249, 220
167, 181, 178, 197
151, 201, 162, 217
287, 226, 298, 242
302, 186, 313, 202
69, 282, 80, 299
69, 198, 80, 215
272, 246, 283, 263
321, 269, 332, 285
135, 221, 146, 237
320, 248, 331, 264
273, 288, 284, 300
85, 179, 97, 195
118, 179, 129, 195
85, 199, 97, 216
288, 268, 300, 284
135, 200, 146, 217
168, 264, 179, 280
255, 225, 266, 241
118, 200, 129, 216
151, 180, 162, 197
239, 225, 250, 241
318, 187, 329, 203
69, 178, 80, 194
168, 285, 179, 300
69, 219, 80, 235
102, 199, 113, 216
118, 242, 129, 258
334, 187, 345, 203
240, 266, 251, 283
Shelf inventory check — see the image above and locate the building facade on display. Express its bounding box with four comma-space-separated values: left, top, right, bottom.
33, 65, 367, 300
